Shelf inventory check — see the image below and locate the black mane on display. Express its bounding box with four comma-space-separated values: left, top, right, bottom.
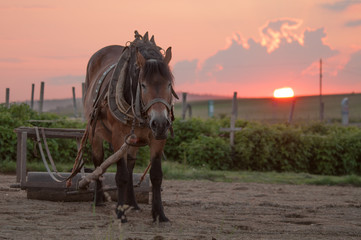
124, 39, 173, 105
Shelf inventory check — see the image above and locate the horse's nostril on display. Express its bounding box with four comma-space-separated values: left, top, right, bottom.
150, 120, 157, 130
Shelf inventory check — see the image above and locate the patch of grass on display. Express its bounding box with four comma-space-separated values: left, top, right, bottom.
305, 174, 361, 187
1, 160, 360, 187
0, 160, 16, 173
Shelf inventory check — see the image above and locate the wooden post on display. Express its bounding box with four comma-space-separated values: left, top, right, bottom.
182, 92, 187, 120
82, 83, 86, 119
208, 100, 214, 118
220, 92, 242, 147
39, 81, 44, 113
72, 86, 77, 117
230, 92, 238, 146
319, 59, 324, 121
341, 97, 349, 126
181, 92, 192, 120
5, 88, 10, 108
82, 82, 86, 103
16, 132, 27, 188
31, 83, 35, 110
288, 99, 296, 124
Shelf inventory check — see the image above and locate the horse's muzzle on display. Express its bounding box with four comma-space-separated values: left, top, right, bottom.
149, 116, 171, 140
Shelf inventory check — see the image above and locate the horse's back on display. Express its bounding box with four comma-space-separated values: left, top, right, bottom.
86, 45, 124, 86
84, 45, 124, 118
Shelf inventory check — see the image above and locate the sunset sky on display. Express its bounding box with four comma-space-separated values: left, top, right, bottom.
1, 0, 361, 102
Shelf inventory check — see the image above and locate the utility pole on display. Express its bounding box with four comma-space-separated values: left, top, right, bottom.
319, 59, 324, 121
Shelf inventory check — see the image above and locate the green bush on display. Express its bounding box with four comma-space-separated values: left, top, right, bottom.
182, 135, 232, 170
2, 104, 361, 176
164, 118, 220, 161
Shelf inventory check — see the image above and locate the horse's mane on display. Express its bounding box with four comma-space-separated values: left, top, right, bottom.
123, 36, 174, 104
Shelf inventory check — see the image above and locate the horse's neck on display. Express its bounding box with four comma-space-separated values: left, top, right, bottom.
124, 75, 138, 105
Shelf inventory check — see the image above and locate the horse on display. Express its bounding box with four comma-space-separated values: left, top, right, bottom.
81, 31, 177, 223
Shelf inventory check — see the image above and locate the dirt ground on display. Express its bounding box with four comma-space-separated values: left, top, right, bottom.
0, 174, 361, 240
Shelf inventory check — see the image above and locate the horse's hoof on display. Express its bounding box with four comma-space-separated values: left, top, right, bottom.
116, 205, 129, 222
159, 216, 170, 222
120, 216, 128, 223
153, 215, 170, 223
132, 205, 141, 211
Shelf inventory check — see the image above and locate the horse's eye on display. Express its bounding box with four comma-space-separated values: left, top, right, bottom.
141, 83, 146, 89
168, 83, 171, 88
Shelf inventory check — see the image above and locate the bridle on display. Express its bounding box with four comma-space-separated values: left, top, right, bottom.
129, 59, 176, 126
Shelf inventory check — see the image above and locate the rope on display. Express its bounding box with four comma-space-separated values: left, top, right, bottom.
34, 127, 64, 183
66, 123, 89, 187
41, 128, 67, 179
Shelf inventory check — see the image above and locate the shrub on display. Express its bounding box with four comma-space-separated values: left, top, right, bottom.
2, 104, 361, 176
182, 135, 232, 170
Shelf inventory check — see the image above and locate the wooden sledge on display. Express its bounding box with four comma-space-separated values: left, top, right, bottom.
25, 172, 150, 203
13, 127, 151, 204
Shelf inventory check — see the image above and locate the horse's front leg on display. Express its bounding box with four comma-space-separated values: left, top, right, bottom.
125, 147, 140, 210
150, 140, 169, 222
115, 156, 129, 223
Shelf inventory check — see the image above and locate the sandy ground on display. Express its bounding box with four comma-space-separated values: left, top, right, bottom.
0, 174, 361, 240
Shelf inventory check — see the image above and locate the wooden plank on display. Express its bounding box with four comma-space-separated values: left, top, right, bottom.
14, 127, 85, 139
219, 128, 242, 132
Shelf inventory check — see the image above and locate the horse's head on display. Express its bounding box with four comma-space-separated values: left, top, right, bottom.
136, 47, 177, 140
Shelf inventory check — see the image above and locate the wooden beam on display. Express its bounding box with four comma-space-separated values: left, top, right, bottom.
14, 127, 85, 139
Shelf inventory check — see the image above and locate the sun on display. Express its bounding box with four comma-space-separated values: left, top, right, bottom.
273, 87, 294, 98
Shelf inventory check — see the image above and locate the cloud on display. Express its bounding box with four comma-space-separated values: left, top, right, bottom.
0, 58, 23, 63
333, 50, 361, 88
0, 4, 53, 10
173, 59, 198, 84
173, 19, 339, 96
345, 19, 361, 27
260, 18, 303, 52
322, 0, 361, 11
47, 75, 85, 86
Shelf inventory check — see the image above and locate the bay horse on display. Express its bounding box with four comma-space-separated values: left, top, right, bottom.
82, 31, 177, 223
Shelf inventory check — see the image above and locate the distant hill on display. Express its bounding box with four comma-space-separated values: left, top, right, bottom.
23, 92, 361, 123
25, 92, 227, 114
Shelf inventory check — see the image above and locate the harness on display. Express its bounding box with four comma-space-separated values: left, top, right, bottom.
66, 31, 178, 186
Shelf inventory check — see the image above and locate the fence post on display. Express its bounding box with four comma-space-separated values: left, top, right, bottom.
82, 83, 86, 103
182, 93, 187, 120
182, 92, 192, 120
341, 97, 349, 126
208, 100, 214, 117
72, 86, 77, 117
219, 92, 242, 147
230, 92, 238, 146
5, 88, 10, 108
31, 83, 35, 110
39, 81, 44, 113
288, 99, 296, 124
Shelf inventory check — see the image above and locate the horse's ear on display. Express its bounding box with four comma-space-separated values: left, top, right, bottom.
150, 35, 155, 45
164, 47, 172, 65
136, 49, 146, 68
143, 32, 149, 41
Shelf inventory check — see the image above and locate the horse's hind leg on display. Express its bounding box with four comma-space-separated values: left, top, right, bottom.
91, 135, 105, 206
